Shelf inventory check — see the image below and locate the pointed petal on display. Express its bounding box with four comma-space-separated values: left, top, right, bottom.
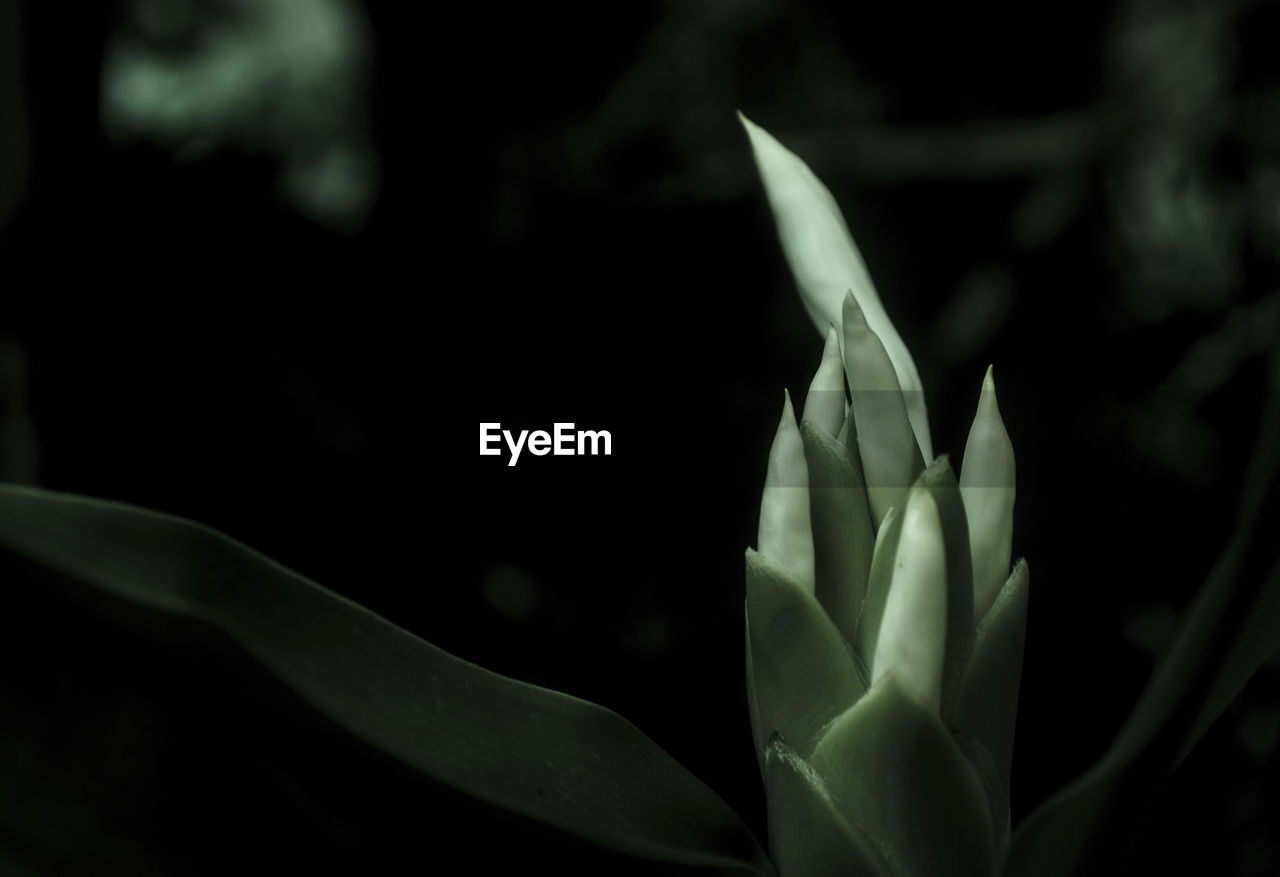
871, 487, 947, 713
738, 111, 932, 459
915, 456, 976, 724
960, 366, 1016, 619
853, 504, 902, 672
801, 420, 874, 646
842, 292, 923, 526
758, 390, 815, 593
803, 325, 846, 437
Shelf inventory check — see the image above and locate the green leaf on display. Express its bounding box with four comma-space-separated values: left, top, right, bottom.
763, 735, 890, 877
807, 676, 996, 877
801, 419, 875, 645
1003, 358, 1280, 877
952, 559, 1029, 850
1005, 526, 1280, 877
746, 549, 866, 773
1186, 555, 1280, 755
0, 484, 774, 876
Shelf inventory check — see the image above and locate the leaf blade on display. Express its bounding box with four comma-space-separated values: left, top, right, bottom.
0, 485, 774, 875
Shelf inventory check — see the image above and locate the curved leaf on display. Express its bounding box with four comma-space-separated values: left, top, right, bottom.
0, 484, 774, 876
1004, 355, 1280, 877
1004, 521, 1280, 877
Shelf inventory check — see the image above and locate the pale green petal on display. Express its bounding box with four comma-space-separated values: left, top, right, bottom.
871, 505, 901, 562
801, 420, 874, 645
960, 366, 1016, 619
803, 325, 847, 438
739, 111, 932, 460
871, 487, 947, 713
853, 504, 902, 672
758, 390, 816, 593
842, 291, 920, 527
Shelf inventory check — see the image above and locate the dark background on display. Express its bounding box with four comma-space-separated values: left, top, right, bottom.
2, 0, 1278, 873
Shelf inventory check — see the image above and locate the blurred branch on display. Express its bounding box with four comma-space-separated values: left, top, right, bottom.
657, 87, 1280, 204
786, 111, 1107, 182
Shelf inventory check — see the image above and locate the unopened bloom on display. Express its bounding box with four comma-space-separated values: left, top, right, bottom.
742, 114, 1028, 877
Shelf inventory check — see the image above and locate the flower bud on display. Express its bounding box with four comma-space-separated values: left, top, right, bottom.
743, 114, 1027, 877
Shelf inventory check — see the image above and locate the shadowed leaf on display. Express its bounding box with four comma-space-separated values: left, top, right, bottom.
1003, 354, 1280, 877
0, 485, 774, 876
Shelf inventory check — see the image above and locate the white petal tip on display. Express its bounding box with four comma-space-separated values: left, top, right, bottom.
758, 392, 815, 592
803, 328, 847, 435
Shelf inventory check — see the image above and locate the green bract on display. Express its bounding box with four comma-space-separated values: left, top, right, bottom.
744, 114, 1027, 877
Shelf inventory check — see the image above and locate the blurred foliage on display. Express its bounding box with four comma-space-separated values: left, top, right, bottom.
101, 0, 377, 231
